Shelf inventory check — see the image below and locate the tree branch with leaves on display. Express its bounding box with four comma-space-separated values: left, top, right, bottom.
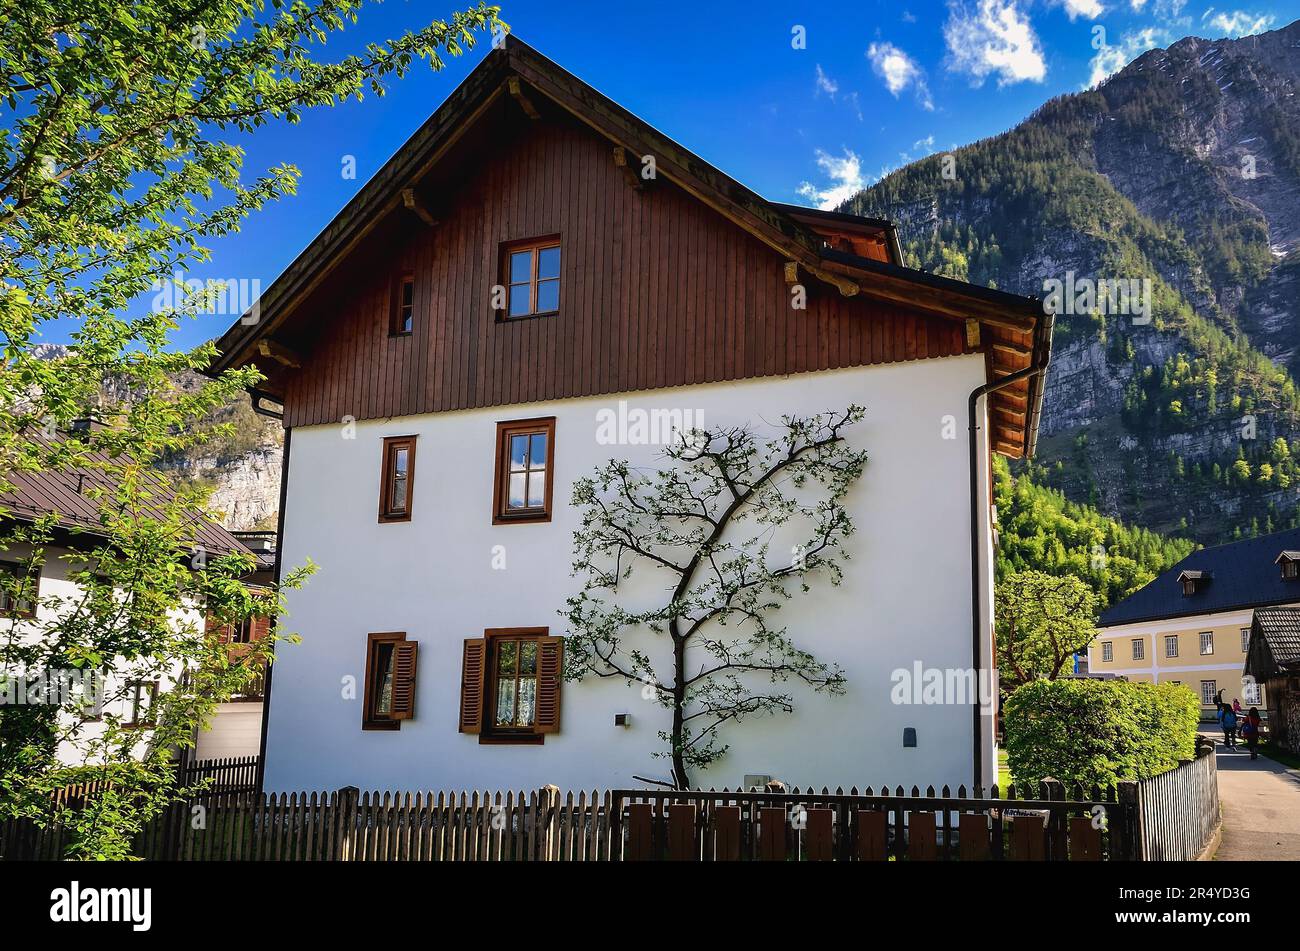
0, 0, 503, 857
562, 407, 868, 788
995, 570, 1099, 691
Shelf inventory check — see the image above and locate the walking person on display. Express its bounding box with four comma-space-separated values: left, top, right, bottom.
1219, 703, 1239, 749
1232, 697, 1242, 715
1242, 707, 1262, 760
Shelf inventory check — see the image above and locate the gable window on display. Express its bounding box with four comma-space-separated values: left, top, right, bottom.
362, 632, 418, 730
1164, 635, 1179, 658
125, 681, 158, 728
493, 418, 555, 524
231, 617, 254, 644
458, 629, 563, 741
1200, 680, 1217, 706
0, 560, 38, 618
1101, 641, 1112, 663
501, 237, 560, 319
389, 272, 414, 336
1241, 628, 1251, 653
1199, 632, 1214, 656
379, 436, 417, 523
1131, 639, 1144, 661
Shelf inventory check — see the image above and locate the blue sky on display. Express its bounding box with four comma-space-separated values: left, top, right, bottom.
78, 0, 1299, 349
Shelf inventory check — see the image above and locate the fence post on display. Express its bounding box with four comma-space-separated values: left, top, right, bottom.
1117, 781, 1143, 861
537, 786, 560, 861
334, 786, 359, 861
1042, 778, 1066, 861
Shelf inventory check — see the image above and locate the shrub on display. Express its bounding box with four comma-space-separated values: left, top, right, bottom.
1003, 679, 1199, 788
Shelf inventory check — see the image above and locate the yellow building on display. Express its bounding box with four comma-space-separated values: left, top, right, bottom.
1089, 529, 1300, 714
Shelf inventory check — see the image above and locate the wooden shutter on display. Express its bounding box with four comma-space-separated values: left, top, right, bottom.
390, 640, 418, 720
535, 636, 564, 734
459, 639, 486, 733
251, 614, 271, 642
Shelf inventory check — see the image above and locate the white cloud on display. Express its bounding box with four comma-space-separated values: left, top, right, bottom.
867, 41, 935, 110
1086, 26, 1166, 87
796, 148, 868, 210
845, 90, 865, 122
944, 0, 1047, 86
1130, 0, 1147, 9
1059, 0, 1105, 20
814, 64, 839, 98
1202, 9, 1275, 37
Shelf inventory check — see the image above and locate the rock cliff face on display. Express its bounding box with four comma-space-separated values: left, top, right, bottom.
844, 20, 1300, 542
31, 345, 283, 531
164, 433, 282, 531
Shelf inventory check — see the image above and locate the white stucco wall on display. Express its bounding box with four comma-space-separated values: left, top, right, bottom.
265, 356, 996, 793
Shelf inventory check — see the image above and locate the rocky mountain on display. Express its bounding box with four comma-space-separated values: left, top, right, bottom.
30, 344, 282, 531
161, 376, 282, 531
844, 19, 1300, 543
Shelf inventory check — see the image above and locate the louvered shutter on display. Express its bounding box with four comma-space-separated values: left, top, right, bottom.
535, 636, 564, 733
390, 640, 418, 720
250, 614, 271, 642
459, 639, 486, 733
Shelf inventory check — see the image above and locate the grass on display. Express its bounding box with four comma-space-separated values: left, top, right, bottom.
1260, 741, 1300, 772
996, 747, 1013, 790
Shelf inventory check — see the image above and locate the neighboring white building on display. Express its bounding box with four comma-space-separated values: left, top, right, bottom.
210, 39, 1052, 794
0, 428, 268, 765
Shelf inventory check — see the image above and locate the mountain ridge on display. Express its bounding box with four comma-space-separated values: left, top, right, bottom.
843, 19, 1300, 543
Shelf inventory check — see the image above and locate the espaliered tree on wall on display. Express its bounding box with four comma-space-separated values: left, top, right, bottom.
563, 408, 867, 789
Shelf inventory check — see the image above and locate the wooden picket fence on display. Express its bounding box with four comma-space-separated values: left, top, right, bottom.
1133, 752, 1219, 860
2, 781, 1139, 861
2, 753, 1219, 862
175, 755, 260, 799
613, 781, 1138, 861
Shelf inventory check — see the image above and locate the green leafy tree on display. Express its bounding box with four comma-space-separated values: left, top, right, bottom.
996, 570, 1099, 690
563, 409, 866, 788
0, 0, 503, 857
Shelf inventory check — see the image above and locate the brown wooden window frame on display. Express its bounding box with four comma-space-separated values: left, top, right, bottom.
492, 417, 556, 525
498, 236, 561, 320
389, 271, 415, 337
362, 631, 418, 731
378, 435, 417, 523
461, 627, 563, 744
124, 680, 159, 729
1283, 558, 1299, 580
0, 559, 39, 619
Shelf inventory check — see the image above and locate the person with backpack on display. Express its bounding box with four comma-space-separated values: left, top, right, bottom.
1219, 703, 1239, 749
1242, 707, 1262, 760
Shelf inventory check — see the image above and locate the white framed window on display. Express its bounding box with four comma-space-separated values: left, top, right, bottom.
1131, 638, 1144, 661
1101, 641, 1113, 663
1200, 680, 1217, 705
1200, 632, 1214, 655
1164, 635, 1179, 658
1242, 681, 1261, 705
1241, 628, 1250, 653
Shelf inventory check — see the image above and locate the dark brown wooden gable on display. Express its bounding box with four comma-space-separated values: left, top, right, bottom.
277, 115, 969, 429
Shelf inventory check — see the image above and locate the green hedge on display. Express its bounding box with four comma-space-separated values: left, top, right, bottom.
1003, 679, 1200, 788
